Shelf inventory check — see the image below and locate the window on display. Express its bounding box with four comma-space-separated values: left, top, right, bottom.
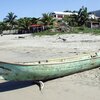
57, 15, 63, 18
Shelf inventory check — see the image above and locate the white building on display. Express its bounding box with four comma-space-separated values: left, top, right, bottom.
88, 14, 99, 19
50, 11, 78, 20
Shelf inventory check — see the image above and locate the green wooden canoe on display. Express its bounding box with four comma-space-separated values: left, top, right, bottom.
0, 52, 100, 81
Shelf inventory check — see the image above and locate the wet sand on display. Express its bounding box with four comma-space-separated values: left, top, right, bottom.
0, 33, 100, 100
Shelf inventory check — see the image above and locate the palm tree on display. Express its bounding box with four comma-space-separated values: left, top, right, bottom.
31, 17, 40, 24
17, 17, 31, 33
63, 14, 77, 26
3, 12, 17, 29
41, 13, 55, 26
77, 6, 89, 26
0, 22, 9, 31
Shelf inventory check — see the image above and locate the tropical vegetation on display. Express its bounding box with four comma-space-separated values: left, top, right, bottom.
3, 12, 17, 30
0, 6, 100, 35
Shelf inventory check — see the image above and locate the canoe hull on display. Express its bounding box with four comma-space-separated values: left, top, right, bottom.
0, 52, 100, 81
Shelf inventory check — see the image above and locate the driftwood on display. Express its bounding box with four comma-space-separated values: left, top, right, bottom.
18, 36, 25, 39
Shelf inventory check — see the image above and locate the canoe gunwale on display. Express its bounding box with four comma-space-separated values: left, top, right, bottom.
0, 54, 100, 66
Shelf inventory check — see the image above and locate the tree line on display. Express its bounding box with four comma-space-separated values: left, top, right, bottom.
0, 6, 100, 34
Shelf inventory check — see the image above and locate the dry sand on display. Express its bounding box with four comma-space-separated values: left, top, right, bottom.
0, 33, 100, 100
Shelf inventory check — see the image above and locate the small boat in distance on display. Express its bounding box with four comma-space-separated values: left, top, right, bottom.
0, 52, 100, 82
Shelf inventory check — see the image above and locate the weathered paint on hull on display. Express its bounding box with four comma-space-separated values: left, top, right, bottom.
0, 52, 100, 81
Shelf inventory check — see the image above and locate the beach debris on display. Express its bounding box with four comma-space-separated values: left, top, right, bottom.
38, 61, 41, 64
26, 51, 30, 53
90, 52, 97, 58
0, 34, 3, 36
18, 36, 25, 39
98, 49, 100, 51
69, 51, 78, 54
46, 60, 48, 62
58, 37, 66, 42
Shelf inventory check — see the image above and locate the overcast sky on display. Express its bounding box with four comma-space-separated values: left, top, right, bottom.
0, 0, 99, 21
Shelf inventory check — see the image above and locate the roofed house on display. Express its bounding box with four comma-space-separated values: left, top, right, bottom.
87, 13, 100, 28
88, 13, 99, 20
50, 11, 77, 20
29, 24, 45, 33
86, 21, 100, 29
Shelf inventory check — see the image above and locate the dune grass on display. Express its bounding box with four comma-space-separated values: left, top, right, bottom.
71, 27, 100, 34
32, 27, 100, 36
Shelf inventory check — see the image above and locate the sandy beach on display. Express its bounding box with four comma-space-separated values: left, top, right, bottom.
0, 33, 100, 100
